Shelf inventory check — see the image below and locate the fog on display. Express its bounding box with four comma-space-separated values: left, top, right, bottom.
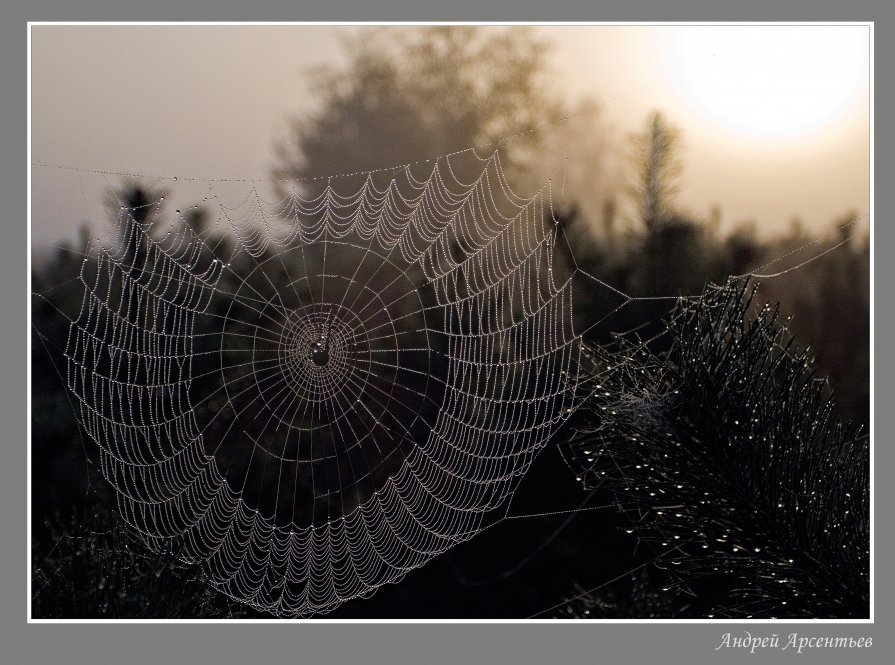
31, 25, 869, 243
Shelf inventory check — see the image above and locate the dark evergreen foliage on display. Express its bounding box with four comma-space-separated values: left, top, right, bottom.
563, 280, 869, 618
32, 505, 247, 619
553, 570, 694, 619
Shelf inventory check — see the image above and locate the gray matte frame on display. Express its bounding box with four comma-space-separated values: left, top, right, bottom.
3, 2, 891, 664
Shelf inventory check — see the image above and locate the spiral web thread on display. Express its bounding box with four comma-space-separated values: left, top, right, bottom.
60, 148, 608, 617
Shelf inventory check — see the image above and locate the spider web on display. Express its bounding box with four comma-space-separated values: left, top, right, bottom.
57, 148, 602, 617
36, 138, 866, 618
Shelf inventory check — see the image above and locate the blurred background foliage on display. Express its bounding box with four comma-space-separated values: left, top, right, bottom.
31, 26, 869, 618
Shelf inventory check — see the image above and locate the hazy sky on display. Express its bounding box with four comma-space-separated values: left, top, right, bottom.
30, 24, 870, 243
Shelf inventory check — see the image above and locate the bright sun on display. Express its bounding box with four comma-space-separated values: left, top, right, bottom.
661, 26, 868, 139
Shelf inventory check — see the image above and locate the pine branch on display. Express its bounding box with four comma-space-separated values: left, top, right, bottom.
554, 570, 694, 619
564, 280, 869, 618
